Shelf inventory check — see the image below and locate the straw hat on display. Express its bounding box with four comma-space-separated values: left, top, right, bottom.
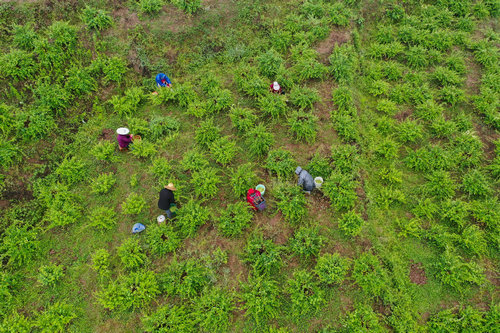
116, 127, 130, 135
165, 183, 176, 191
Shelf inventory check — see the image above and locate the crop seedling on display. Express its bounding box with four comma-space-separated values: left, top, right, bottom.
331, 144, 359, 175
398, 120, 424, 143
430, 117, 457, 139
149, 116, 180, 141
90, 173, 116, 194
33, 83, 71, 117
210, 136, 238, 165
322, 171, 358, 211
461, 225, 487, 256
142, 304, 196, 332
353, 252, 387, 299
274, 183, 308, 224
245, 124, 275, 157
315, 253, 350, 285
289, 226, 323, 258
81, 6, 113, 31
191, 167, 221, 198
12, 23, 38, 50
146, 224, 182, 256
338, 210, 364, 237
44, 189, 83, 229
241, 274, 281, 327
195, 118, 221, 147
149, 157, 171, 183
0, 224, 39, 267
110, 87, 144, 117
265, 149, 296, 179
286, 270, 325, 320
258, 93, 288, 119
257, 48, 284, 78
243, 233, 282, 276
176, 199, 211, 237
289, 86, 320, 109
343, 303, 385, 332
91, 140, 117, 162
440, 199, 469, 229
117, 238, 147, 270
461, 169, 491, 197
172, 0, 202, 14
121, 192, 146, 215
91, 249, 111, 278
88, 206, 116, 230
329, 44, 357, 84
130, 139, 156, 159
64, 68, 96, 95
181, 149, 209, 172
139, 0, 164, 14
230, 163, 259, 197
332, 113, 359, 142
194, 287, 235, 332
217, 201, 254, 237
434, 248, 485, 292
160, 258, 213, 298
229, 106, 258, 133
287, 111, 318, 143
37, 264, 64, 287
35, 302, 76, 333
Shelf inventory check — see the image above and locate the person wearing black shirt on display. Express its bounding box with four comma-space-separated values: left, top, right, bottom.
158, 183, 176, 218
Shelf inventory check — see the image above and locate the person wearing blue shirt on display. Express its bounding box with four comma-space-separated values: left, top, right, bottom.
155, 73, 172, 87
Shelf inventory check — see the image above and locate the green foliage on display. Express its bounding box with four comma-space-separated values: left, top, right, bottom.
440, 199, 469, 229
88, 206, 116, 230
102, 57, 128, 84
0, 140, 22, 169
287, 110, 318, 143
398, 120, 424, 143
329, 44, 357, 84
0, 49, 36, 81
257, 48, 284, 78
35, 302, 76, 333
0, 224, 38, 267
306, 153, 333, 178
461, 225, 487, 256
424, 170, 456, 200
121, 192, 146, 215
209, 136, 238, 165
289, 86, 320, 109
146, 224, 182, 255
65, 67, 96, 95
286, 270, 325, 320
470, 198, 500, 230
289, 226, 323, 258
353, 253, 387, 298
462, 169, 491, 197
90, 173, 116, 194
274, 183, 308, 224
149, 116, 180, 141
376, 99, 398, 115
195, 118, 221, 147
149, 157, 171, 183
331, 144, 359, 174
91, 248, 110, 277
430, 117, 457, 139
338, 210, 364, 236
322, 171, 358, 211
33, 83, 71, 116
230, 163, 259, 197
55, 156, 87, 185
139, 0, 164, 14
451, 133, 483, 169
375, 137, 399, 160
435, 248, 485, 292
230, 106, 257, 133
44, 187, 83, 229
172, 0, 202, 14
194, 287, 235, 332
91, 140, 117, 162
245, 124, 275, 157
265, 149, 295, 179
332, 113, 359, 142
130, 139, 156, 159
0, 311, 32, 333
427, 306, 493, 333
110, 87, 144, 117
181, 148, 209, 172
217, 201, 253, 237
234, 66, 268, 97
315, 253, 350, 285
290, 49, 327, 82
81, 6, 113, 30
143, 304, 196, 332
244, 234, 282, 276
191, 167, 220, 198
258, 93, 288, 119
176, 199, 210, 237
160, 258, 212, 298
343, 304, 385, 332
12, 24, 38, 50
37, 263, 64, 287
117, 238, 147, 270
241, 275, 281, 326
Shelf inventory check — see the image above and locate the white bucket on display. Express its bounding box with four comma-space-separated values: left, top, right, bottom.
314, 177, 324, 188
157, 215, 166, 224
255, 184, 266, 195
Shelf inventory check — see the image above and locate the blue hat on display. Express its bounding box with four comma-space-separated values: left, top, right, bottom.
132, 223, 146, 233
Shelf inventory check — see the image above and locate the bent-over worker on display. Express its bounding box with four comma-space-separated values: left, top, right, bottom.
269, 81, 282, 94
295, 166, 315, 193
156, 73, 172, 88
158, 183, 177, 218
116, 127, 133, 150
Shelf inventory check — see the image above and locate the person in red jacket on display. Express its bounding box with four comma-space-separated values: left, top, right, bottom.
116, 127, 134, 150
269, 81, 282, 94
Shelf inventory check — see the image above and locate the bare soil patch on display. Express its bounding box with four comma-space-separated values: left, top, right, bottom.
315, 81, 335, 121
409, 261, 427, 285
113, 7, 140, 29
394, 109, 412, 121
316, 29, 350, 61
99, 128, 115, 141
465, 58, 482, 95
474, 123, 499, 160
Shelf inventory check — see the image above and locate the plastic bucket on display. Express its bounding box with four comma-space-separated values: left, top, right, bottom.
314, 177, 323, 188
255, 184, 266, 195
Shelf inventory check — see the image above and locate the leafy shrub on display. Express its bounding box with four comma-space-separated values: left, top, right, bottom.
306, 153, 333, 178
258, 93, 288, 119
427, 306, 492, 333
55, 157, 87, 185
470, 198, 500, 230
289, 86, 320, 109
375, 137, 399, 160
287, 111, 318, 143
406, 46, 429, 68
423, 170, 456, 200
234, 66, 268, 97
44, 188, 83, 229
0, 224, 38, 267
88, 206, 116, 230
435, 248, 485, 292
257, 48, 284, 78
176, 199, 210, 237
121, 192, 146, 215
329, 44, 357, 84
332, 113, 359, 142
274, 183, 308, 224
110, 87, 143, 117
149, 157, 171, 183
37, 264, 64, 287
172, 0, 202, 14
210, 136, 238, 165
241, 275, 281, 326
245, 124, 275, 157
473, 41, 498, 67
35, 302, 76, 333
332, 85, 355, 113
91, 140, 117, 162
181, 149, 209, 172
405, 145, 454, 172
65, 67, 96, 95
398, 120, 423, 143
117, 238, 147, 270
289, 227, 323, 258
0, 140, 22, 169
102, 56, 128, 84
440, 199, 469, 229
194, 287, 235, 332
265, 149, 295, 179
149, 116, 180, 140
191, 167, 220, 198
439, 86, 466, 106
217, 201, 253, 237
139, 0, 164, 14
315, 253, 350, 285
323, 171, 358, 211
461, 225, 487, 256
146, 224, 182, 255
331, 144, 358, 174
328, 2, 352, 26
450, 133, 482, 169
90, 173, 116, 194
0, 311, 32, 332
353, 253, 387, 298
33, 83, 71, 116
130, 139, 156, 159
143, 304, 196, 332
81, 6, 113, 30
433, 66, 464, 87
376, 99, 398, 115
244, 234, 282, 276
462, 169, 491, 197
160, 258, 212, 298
195, 118, 221, 147
0, 49, 37, 81
338, 210, 364, 236
12, 23, 38, 50
291, 54, 327, 82
343, 304, 385, 332
286, 270, 325, 320
230, 107, 257, 133
230, 163, 259, 197
91, 249, 110, 278
430, 117, 457, 139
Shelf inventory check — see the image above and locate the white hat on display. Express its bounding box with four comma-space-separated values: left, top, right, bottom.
116, 127, 130, 135
157, 215, 166, 223
273, 81, 280, 90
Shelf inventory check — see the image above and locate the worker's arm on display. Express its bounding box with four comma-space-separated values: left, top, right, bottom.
297, 174, 305, 187
165, 76, 172, 84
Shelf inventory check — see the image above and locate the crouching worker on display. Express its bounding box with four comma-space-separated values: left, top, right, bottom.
295, 166, 315, 194
247, 188, 266, 211
269, 81, 282, 94
116, 127, 133, 151
156, 73, 172, 88
158, 183, 177, 218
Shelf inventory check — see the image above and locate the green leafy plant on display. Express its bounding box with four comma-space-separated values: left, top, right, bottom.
0, 224, 38, 267
352, 253, 387, 299
315, 253, 350, 285
287, 110, 318, 143
139, 0, 164, 14
331, 144, 359, 174
332, 113, 359, 142
194, 287, 235, 332
160, 258, 213, 298
398, 120, 424, 143
35, 302, 76, 333
0, 49, 37, 81
0, 140, 22, 169
217, 201, 254, 237
55, 157, 87, 185
191, 167, 221, 198
462, 169, 491, 197
130, 139, 156, 159
461, 225, 487, 256
423, 170, 456, 200
91, 140, 117, 162
329, 44, 357, 84
195, 118, 221, 147
243, 233, 282, 276
289, 226, 323, 258
172, 0, 202, 14
322, 171, 358, 211
435, 248, 485, 292
149, 116, 180, 140
88, 206, 116, 230
289, 86, 320, 109
12, 23, 38, 50
241, 275, 281, 326
210, 136, 238, 165
110, 87, 143, 117
245, 124, 275, 157
37, 264, 64, 287
230, 163, 259, 197
286, 270, 325, 320
338, 210, 364, 236
274, 183, 308, 224
90, 173, 116, 194
265, 149, 295, 179
343, 304, 385, 332
258, 93, 288, 119
117, 238, 147, 270
181, 149, 209, 172
229, 106, 258, 133
81, 6, 113, 30
176, 199, 211, 237
149, 157, 171, 183
91, 249, 111, 278
257, 48, 284, 78
142, 304, 196, 332
121, 192, 146, 215
146, 224, 182, 256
